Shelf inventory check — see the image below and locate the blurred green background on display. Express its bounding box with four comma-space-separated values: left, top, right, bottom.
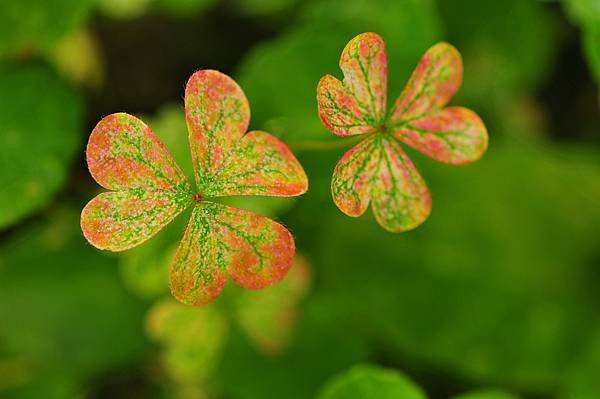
0, 0, 599, 398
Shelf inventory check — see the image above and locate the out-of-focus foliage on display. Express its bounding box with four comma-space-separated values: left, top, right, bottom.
234, 254, 311, 355
560, 327, 600, 399
437, 0, 558, 107
316, 365, 521, 399
564, 0, 600, 85
237, 0, 442, 145
0, 63, 83, 229
316, 364, 426, 399
236, 0, 299, 16
147, 298, 228, 385
0, 208, 147, 398
99, 0, 216, 19
146, 255, 311, 396
0, 0, 95, 57
49, 29, 104, 88
452, 390, 520, 399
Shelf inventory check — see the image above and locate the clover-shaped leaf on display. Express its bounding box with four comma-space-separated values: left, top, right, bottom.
81, 70, 308, 306
317, 32, 488, 232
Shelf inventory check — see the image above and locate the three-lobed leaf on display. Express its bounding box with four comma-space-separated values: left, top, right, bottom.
82, 70, 308, 306
317, 32, 488, 232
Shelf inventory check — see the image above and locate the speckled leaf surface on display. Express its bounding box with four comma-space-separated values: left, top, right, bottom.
86, 113, 190, 192
169, 202, 295, 306
388, 42, 462, 122
387, 42, 487, 164
392, 107, 488, 164
317, 32, 387, 137
83, 71, 305, 306
332, 135, 431, 233
318, 34, 487, 232
81, 113, 192, 251
185, 69, 250, 192
207, 130, 308, 197
81, 190, 189, 251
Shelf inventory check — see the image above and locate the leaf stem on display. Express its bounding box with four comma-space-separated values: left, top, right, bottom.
288, 135, 366, 151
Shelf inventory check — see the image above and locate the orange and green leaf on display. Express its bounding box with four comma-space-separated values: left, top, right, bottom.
81, 113, 192, 250
81, 190, 190, 251
169, 202, 295, 306
83, 71, 305, 306
207, 130, 308, 197
391, 107, 488, 164
388, 42, 462, 123
86, 113, 190, 192
317, 32, 387, 137
185, 69, 250, 192
387, 42, 488, 164
319, 35, 488, 232
331, 134, 431, 233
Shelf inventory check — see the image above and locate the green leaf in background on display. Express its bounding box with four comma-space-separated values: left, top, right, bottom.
0, 0, 95, 56
146, 297, 228, 386
234, 254, 312, 355
560, 327, 600, 399
316, 364, 426, 399
0, 63, 83, 230
155, 0, 216, 16
0, 207, 147, 397
48, 29, 104, 89
564, 0, 600, 85
99, 0, 216, 19
437, 0, 559, 109
236, 0, 442, 145
145, 254, 311, 396
236, 0, 300, 16
453, 389, 520, 399
97, 0, 154, 19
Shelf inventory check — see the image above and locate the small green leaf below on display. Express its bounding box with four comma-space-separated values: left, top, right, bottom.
317, 364, 427, 399
453, 389, 520, 399
564, 0, 600, 85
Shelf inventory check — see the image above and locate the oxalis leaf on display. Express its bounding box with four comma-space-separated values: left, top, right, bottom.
81, 70, 308, 306
317, 32, 488, 233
